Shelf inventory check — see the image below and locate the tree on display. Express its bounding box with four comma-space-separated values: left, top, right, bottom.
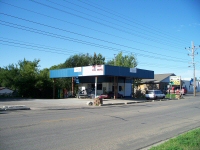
62, 53, 91, 68
107, 52, 137, 68
16, 59, 40, 97
55, 53, 105, 97
91, 53, 105, 65
0, 64, 19, 90
62, 53, 105, 68
0, 59, 42, 98
36, 68, 53, 98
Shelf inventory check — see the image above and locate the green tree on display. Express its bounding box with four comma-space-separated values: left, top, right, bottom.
62, 53, 105, 68
107, 52, 137, 68
62, 53, 91, 68
0, 64, 19, 90
36, 68, 53, 98
16, 59, 40, 98
91, 53, 105, 65
56, 53, 105, 96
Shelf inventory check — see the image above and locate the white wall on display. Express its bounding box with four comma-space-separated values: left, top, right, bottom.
78, 82, 132, 97
125, 83, 132, 97
182, 80, 200, 93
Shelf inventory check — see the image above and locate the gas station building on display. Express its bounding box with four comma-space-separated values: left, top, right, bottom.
50, 65, 154, 98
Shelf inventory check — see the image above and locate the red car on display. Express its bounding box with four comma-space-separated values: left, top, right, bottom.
100, 92, 124, 99
100, 92, 112, 99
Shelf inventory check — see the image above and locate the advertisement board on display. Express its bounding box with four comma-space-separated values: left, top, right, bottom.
74, 67, 81, 72
82, 65, 104, 76
170, 76, 181, 85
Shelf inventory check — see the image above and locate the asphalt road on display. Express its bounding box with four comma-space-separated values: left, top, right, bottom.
1, 96, 200, 150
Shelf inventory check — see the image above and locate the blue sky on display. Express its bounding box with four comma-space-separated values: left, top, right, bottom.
0, 0, 200, 79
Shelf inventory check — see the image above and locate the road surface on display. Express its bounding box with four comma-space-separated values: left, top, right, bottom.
0, 96, 200, 150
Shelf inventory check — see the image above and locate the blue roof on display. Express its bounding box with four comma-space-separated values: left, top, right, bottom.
50, 65, 154, 79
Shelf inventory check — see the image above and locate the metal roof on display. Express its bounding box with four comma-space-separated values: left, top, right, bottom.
142, 73, 175, 83
50, 65, 154, 79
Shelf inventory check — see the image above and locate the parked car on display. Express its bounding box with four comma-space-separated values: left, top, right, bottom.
100, 92, 112, 99
77, 90, 88, 98
109, 92, 124, 98
145, 90, 165, 100
100, 91, 124, 99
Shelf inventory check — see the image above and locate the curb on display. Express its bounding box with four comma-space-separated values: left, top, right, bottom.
1, 105, 31, 111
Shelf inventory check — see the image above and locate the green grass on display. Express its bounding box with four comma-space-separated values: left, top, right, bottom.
165, 94, 176, 99
150, 128, 200, 150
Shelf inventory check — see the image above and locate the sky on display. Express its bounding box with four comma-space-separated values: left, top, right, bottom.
0, 0, 200, 79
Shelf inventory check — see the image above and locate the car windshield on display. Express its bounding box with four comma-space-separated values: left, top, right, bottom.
146, 91, 153, 94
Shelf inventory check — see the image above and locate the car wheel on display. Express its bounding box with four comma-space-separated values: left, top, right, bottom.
154, 96, 157, 100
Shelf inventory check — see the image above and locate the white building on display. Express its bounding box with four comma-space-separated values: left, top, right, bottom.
182, 78, 200, 93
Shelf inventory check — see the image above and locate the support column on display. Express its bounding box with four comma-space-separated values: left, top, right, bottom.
53, 78, 56, 99
114, 76, 118, 99
95, 76, 97, 98
72, 77, 74, 96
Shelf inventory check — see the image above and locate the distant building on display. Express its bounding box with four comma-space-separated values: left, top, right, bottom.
139, 73, 176, 92
182, 78, 200, 93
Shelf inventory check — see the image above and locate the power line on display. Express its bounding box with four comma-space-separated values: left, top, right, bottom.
0, 21, 188, 63
0, 1, 186, 52
1, 41, 190, 71
29, 0, 185, 49
0, 13, 188, 61
48, 0, 187, 46
76, 0, 189, 43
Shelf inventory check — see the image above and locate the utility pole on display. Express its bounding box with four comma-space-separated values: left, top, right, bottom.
185, 41, 200, 96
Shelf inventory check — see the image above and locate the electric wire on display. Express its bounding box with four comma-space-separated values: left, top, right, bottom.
0, 1, 186, 52
76, 0, 189, 43
1, 41, 191, 71
0, 13, 189, 62
0, 21, 188, 63
48, 0, 187, 46
0, 0, 196, 72
29, 0, 185, 49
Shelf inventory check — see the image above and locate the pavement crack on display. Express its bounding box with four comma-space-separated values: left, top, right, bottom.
105, 115, 128, 121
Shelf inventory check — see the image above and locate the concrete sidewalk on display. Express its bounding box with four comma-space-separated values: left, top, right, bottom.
0, 93, 198, 111
0, 98, 146, 110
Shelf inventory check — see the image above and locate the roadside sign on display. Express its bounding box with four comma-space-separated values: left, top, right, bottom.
170, 76, 181, 85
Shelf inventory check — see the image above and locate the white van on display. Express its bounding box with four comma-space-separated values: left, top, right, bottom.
145, 90, 165, 100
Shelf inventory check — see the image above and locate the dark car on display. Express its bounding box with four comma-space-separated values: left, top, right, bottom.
101, 91, 124, 99
100, 92, 112, 99
110, 92, 124, 98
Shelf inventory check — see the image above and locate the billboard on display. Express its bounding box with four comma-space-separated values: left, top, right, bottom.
82, 65, 104, 76
170, 76, 181, 85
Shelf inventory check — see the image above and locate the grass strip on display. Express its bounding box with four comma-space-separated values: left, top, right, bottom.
165, 94, 176, 99
150, 128, 200, 150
